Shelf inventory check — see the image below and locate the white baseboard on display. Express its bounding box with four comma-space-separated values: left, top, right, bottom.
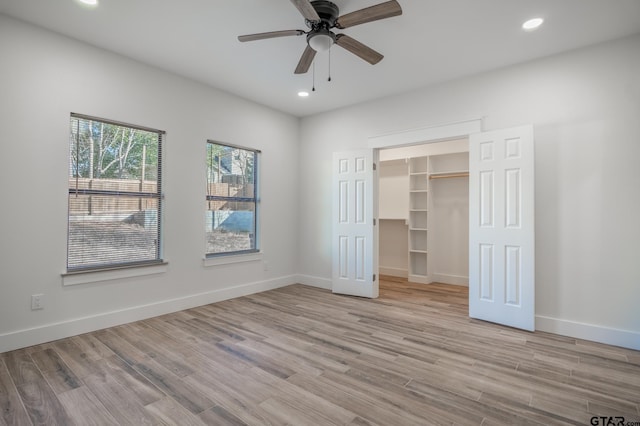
0, 275, 297, 354
536, 315, 640, 351
431, 273, 469, 286
6, 275, 636, 353
378, 267, 408, 278
296, 274, 332, 290
408, 274, 431, 284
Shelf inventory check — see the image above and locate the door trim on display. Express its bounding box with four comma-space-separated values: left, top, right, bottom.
368, 119, 482, 149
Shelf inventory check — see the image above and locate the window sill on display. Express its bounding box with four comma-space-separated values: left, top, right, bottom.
203, 252, 263, 267
62, 262, 168, 286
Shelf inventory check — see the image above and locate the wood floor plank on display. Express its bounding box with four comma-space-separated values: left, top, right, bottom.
16, 381, 72, 426
529, 394, 591, 424
214, 341, 296, 379
2, 350, 42, 387
287, 370, 447, 425
136, 320, 197, 359
1, 279, 638, 425
130, 358, 215, 415
404, 379, 526, 425
259, 396, 345, 426
82, 372, 162, 425
144, 397, 206, 426
250, 366, 357, 425
29, 349, 82, 395
57, 386, 118, 425
4, 349, 75, 425
236, 338, 324, 377
93, 329, 150, 367
187, 313, 267, 342
91, 355, 164, 407
477, 392, 575, 425
50, 340, 101, 379
184, 344, 252, 377
325, 367, 485, 425
183, 370, 284, 425
198, 404, 249, 426
190, 363, 356, 426
0, 357, 31, 426
109, 324, 195, 378
69, 334, 115, 361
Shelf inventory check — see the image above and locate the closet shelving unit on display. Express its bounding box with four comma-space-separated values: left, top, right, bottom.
379, 148, 470, 285
408, 157, 430, 284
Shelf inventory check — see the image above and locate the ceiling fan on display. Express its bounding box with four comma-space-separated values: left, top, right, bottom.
238, 0, 402, 74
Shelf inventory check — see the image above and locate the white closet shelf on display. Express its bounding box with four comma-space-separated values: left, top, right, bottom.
409, 190, 428, 193
409, 249, 428, 254
410, 209, 428, 212
409, 227, 428, 231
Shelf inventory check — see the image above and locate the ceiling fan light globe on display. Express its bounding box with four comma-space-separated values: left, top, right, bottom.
309, 33, 334, 52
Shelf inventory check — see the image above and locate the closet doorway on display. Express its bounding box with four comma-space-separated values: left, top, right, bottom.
378, 139, 470, 287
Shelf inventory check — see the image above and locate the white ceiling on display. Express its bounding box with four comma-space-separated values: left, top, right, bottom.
2, 0, 640, 117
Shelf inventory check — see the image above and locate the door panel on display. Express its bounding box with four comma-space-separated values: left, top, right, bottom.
480, 171, 494, 227
469, 125, 535, 331
332, 150, 378, 298
479, 243, 494, 301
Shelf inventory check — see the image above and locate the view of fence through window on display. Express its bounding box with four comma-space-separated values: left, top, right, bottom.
206, 141, 258, 255
67, 114, 163, 271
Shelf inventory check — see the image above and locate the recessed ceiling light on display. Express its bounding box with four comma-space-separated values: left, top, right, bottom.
522, 18, 544, 31
298, 91, 310, 98
77, 0, 98, 6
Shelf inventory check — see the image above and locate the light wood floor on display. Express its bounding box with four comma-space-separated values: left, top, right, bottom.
1, 278, 639, 425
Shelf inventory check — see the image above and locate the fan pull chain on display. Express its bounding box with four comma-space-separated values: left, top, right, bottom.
328, 50, 332, 82
312, 61, 316, 92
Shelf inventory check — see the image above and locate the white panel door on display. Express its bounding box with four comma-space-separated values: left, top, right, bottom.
332, 150, 378, 298
469, 125, 535, 330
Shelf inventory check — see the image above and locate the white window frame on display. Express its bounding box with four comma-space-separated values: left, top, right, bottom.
204, 140, 260, 261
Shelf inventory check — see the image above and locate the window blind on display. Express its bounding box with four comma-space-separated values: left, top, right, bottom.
67, 113, 164, 271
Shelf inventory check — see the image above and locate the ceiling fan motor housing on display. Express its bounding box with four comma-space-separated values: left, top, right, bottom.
307, 0, 340, 28
306, 0, 339, 51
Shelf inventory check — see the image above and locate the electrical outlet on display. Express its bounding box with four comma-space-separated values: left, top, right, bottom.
31, 294, 44, 310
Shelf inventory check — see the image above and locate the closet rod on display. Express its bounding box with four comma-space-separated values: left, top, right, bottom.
429, 172, 469, 180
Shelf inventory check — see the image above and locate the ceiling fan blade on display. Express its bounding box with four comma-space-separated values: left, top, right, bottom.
238, 30, 305, 42
290, 0, 321, 22
335, 0, 402, 29
294, 45, 317, 74
335, 34, 383, 65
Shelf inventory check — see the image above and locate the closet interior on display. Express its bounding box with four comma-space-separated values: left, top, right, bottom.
378, 139, 470, 286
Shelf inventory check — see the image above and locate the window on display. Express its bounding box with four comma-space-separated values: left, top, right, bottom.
67, 113, 164, 272
206, 141, 259, 256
